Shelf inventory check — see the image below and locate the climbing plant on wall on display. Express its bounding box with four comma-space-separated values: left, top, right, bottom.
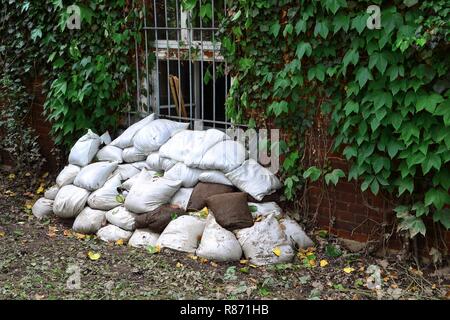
1, 0, 142, 157
217, 0, 449, 237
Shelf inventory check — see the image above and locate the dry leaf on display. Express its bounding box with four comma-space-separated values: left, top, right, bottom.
74, 232, 86, 239
115, 239, 124, 246
0, 231, 5, 237
199, 257, 208, 264
36, 184, 45, 195
188, 254, 198, 260
272, 247, 281, 257
87, 251, 101, 261
8, 173, 16, 180
63, 229, 73, 237
343, 267, 355, 274
309, 259, 316, 267
210, 262, 218, 268
47, 226, 57, 238
320, 259, 329, 267
240, 259, 248, 265
176, 262, 184, 268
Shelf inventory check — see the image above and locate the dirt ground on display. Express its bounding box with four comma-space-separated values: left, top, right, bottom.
0, 168, 449, 300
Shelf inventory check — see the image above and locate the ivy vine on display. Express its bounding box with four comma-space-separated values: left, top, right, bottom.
219, 0, 449, 238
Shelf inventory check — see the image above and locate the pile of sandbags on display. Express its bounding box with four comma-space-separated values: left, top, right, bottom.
32, 114, 313, 265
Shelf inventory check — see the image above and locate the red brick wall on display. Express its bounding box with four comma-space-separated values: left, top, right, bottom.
304, 114, 450, 254
0, 78, 58, 172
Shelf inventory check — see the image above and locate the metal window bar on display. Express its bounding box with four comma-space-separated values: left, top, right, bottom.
135, 0, 241, 131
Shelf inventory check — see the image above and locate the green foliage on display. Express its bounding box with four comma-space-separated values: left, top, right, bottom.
0, 1, 53, 171
219, 0, 450, 234
44, 1, 140, 147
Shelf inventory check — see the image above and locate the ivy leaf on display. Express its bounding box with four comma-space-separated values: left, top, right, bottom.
343, 145, 357, 160
283, 23, 293, 37
295, 19, 307, 35
269, 21, 281, 37
181, 0, 197, 11
342, 49, 359, 68
333, 13, 350, 33
387, 140, 402, 158
397, 177, 414, 195
303, 166, 322, 182
344, 100, 359, 116
433, 209, 450, 230
421, 153, 441, 175
351, 14, 368, 34
416, 93, 444, 113
324, 169, 345, 186
199, 3, 212, 19
425, 188, 450, 210
314, 21, 329, 39
355, 67, 372, 88
31, 28, 43, 42
296, 42, 312, 60
435, 100, 450, 126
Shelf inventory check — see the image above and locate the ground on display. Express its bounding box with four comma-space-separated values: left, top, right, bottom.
0, 168, 448, 300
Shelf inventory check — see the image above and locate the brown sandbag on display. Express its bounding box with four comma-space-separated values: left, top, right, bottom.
247, 189, 282, 203
206, 192, 254, 231
134, 205, 187, 233
187, 182, 235, 211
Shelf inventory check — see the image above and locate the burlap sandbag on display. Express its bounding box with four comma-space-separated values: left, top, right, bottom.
206, 192, 254, 231
187, 182, 234, 211
134, 204, 187, 234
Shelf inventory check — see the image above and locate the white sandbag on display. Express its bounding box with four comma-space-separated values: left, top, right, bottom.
96, 145, 123, 163
68, 129, 102, 167
156, 215, 206, 253
164, 162, 202, 188
146, 152, 177, 171
87, 174, 122, 210
132, 161, 150, 170
198, 140, 246, 172
198, 170, 233, 186
125, 177, 182, 213
53, 185, 90, 218
226, 159, 282, 201
170, 188, 194, 210
235, 213, 294, 265
32, 198, 54, 219
72, 207, 107, 234
122, 147, 146, 163
196, 215, 242, 262
44, 185, 60, 200
159, 129, 228, 166
279, 217, 314, 249
56, 164, 81, 187
100, 131, 112, 145
128, 229, 160, 248
248, 202, 282, 218
105, 206, 137, 231
110, 114, 155, 148
133, 119, 189, 154
114, 163, 141, 180
121, 168, 157, 191
97, 224, 132, 243
73, 161, 118, 191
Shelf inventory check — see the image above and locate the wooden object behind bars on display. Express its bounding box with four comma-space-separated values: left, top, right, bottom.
169, 75, 187, 118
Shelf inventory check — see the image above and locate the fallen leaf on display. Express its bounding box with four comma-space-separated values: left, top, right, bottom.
74, 232, 86, 239
343, 267, 355, 274
199, 257, 208, 264
42, 172, 49, 178
147, 245, 161, 254
188, 254, 198, 260
115, 239, 124, 246
63, 230, 73, 237
8, 173, 16, 180
0, 231, 5, 237
309, 259, 316, 267
47, 226, 57, 238
210, 262, 218, 268
36, 184, 45, 195
254, 216, 263, 222
176, 262, 184, 268
320, 259, 329, 267
272, 247, 281, 257
240, 259, 248, 265
87, 251, 101, 260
